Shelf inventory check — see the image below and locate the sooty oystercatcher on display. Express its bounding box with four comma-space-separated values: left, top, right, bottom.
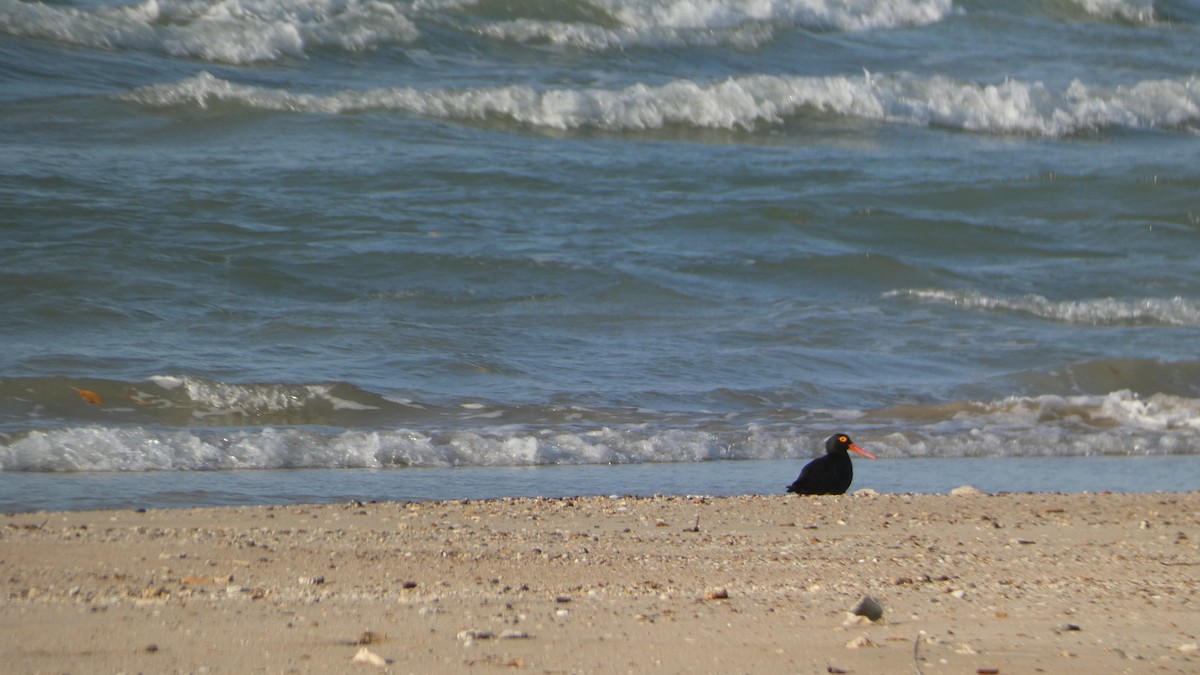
786, 433, 876, 495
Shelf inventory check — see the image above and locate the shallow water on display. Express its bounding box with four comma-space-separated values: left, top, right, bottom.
3, 456, 1197, 513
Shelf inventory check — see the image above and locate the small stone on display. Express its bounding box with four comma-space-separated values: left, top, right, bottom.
851, 595, 883, 621
356, 631, 383, 645
705, 588, 729, 600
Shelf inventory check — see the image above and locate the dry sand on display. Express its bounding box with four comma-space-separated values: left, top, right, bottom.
3, 490, 1199, 674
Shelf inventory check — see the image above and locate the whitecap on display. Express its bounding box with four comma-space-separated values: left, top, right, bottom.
597, 0, 953, 33
148, 374, 185, 389
0, 0, 419, 64
1070, 0, 1156, 23
473, 0, 956, 50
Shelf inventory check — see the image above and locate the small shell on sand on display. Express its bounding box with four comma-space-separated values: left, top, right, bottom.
845, 635, 876, 649
950, 485, 988, 496
351, 647, 388, 668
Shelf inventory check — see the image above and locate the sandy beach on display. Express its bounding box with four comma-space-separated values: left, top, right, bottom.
3, 490, 1198, 674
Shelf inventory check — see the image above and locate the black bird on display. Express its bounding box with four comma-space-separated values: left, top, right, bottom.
786, 433, 877, 495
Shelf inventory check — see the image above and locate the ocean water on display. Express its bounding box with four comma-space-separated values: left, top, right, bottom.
3, 0, 1200, 511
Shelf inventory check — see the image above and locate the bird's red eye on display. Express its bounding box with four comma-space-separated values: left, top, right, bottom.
839, 436, 847, 442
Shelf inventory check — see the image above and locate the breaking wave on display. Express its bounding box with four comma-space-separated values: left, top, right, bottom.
471, 0, 954, 49
4, 367, 1200, 471
0, 0, 421, 64
0, 0, 954, 63
120, 71, 1200, 137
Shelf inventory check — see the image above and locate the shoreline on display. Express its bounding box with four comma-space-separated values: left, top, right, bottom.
4, 491, 1199, 673
6, 455, 1200, 514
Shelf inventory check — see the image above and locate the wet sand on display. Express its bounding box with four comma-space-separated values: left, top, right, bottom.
3, 490, 1198, 673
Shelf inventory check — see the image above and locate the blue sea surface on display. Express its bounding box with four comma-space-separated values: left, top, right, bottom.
3, 0, 1200, 509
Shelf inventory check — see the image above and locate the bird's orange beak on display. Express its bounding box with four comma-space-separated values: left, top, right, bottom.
850, 443, 877, 460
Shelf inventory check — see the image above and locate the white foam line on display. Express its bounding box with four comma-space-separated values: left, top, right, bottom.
887, 289, 1200, 326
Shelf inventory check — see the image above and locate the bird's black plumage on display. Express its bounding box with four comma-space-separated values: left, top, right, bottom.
786, 433, 876, 495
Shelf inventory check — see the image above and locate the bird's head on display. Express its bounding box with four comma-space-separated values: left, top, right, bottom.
826, 433, 877, 459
